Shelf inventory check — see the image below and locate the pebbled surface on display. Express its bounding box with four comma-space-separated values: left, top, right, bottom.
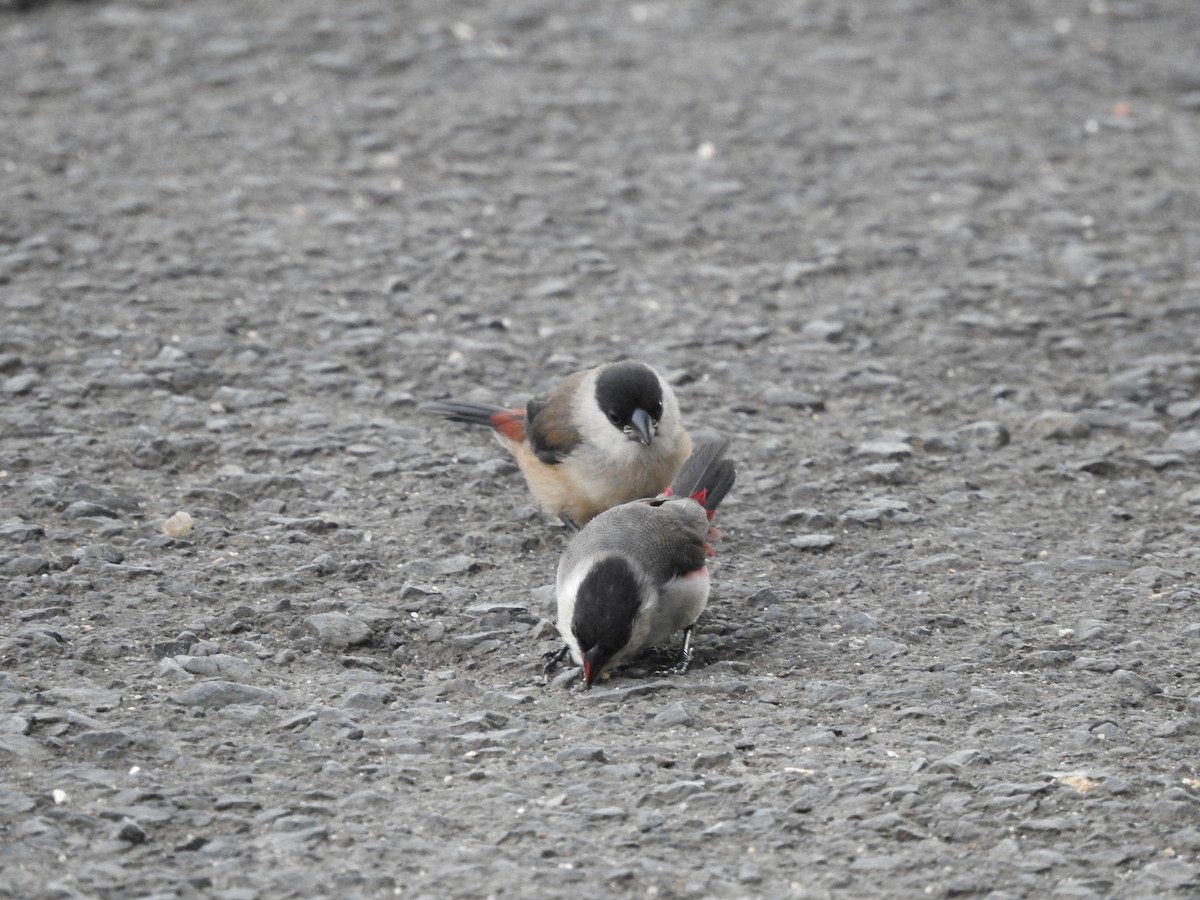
2, 0, 1200, 897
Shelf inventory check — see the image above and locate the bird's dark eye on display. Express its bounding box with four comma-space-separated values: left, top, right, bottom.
606, 410, 622, 426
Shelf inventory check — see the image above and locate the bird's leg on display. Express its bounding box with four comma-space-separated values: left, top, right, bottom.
541, 644, 570, 679
655, 627, 695, 677
559, 516, 581, 533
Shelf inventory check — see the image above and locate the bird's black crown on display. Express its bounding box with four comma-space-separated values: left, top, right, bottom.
572, 556, 641, 663
594, 361, 664, 429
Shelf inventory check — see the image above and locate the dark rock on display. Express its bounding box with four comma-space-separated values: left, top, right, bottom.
1, 556, 49, 576
173, 681, 278, 708
63, 501, 118, 520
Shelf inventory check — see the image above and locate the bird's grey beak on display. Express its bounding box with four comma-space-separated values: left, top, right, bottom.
628, 408, 654, 445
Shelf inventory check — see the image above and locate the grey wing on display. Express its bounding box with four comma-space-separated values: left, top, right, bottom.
564, 500, 708, 585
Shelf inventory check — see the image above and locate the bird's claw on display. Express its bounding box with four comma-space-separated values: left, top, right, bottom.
541, 645, 570, 680
653, 627, 694, 677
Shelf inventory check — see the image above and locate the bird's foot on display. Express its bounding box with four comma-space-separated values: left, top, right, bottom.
541, 645, 570, 680
654, 627, 694, 677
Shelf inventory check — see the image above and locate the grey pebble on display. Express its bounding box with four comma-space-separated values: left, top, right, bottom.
953, 420, 1011, 450
63, 501, 118, 520
304, 612, 372, 649
155, 658, 194, 683
555, 746, 607, 763
840, 507, 882, 526
211, 385, 287, 410
844, 611, 876, 633
744, 586, 778, 608
1163, 429, 1200, 455
549, 667, 581, 690
435, 554, 487, 575
1166, 399, 1200, 421
1, 556, 49, 576
790, 534, 837, 551
3, 372, 40, 395
1026, 411, 1091, 440
780, 508, 835, 528
74, 730, 135, 755
1153, 717, 1199, 738
1140, 858, 1200, 886
339, 682, 395, 710
800, 318, 844, 341
0, 521, 45, 542
174, 654, 258, 681
643, 780, 706, 804
856, 440, 912, 459
862, 462, 906, 483
1111, 669, 1162, 705
651, 701, 694, 728
173, 681, 278, 708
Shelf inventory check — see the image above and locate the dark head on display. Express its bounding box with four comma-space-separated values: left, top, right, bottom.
595, 361, 664, 446
572, 556, 643, 687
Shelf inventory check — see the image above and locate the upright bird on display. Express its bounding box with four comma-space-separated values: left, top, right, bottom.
548, 438, 736, 688
420, 360, 693, 528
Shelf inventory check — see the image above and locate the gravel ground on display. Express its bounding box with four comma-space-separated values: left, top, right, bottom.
3, 1, 1200, 898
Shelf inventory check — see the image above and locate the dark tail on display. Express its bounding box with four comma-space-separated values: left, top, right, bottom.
419, 400, 527, 442
665, 438, 736, 515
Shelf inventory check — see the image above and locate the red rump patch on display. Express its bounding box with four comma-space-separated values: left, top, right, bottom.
489, 409, 527, 442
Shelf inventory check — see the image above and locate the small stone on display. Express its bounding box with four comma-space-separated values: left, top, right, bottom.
1166, 400, 1200, 421
173, 681, 278, 708
856, 440, 912, 459
210, 386, 287, 410
844, 611, 876, 633
340, 682, 396, 710
116, 821, 148, 845
1018, 650, 1076, 668
435, 555, 487, 575
155, 658, 194, 683
0, 521, 45, 542
173, 654, 258, 681
1141, 859, 1200, 887
744, 586, 779, 608
790, 534, 837, 551
556, 746, 607, 764
840, 507, 882, 526
779, 508, 835, 528
862, 462, 905, 483
800, 319, 844, 341
1153, 717, 1199, 738
1, 556, 49, 576
643, 780, 706, 804
652, 702, 694, 728
163, 511, 194, 537
304, 612, 372, 649
3, 373, 39, 395
1111, 669, 1162, 705
953, 420, 1011, 450
74, 730, 135, 755
1164, 430, 1200, 455
64, 500, 118, 520
1027, 411, 1091, 440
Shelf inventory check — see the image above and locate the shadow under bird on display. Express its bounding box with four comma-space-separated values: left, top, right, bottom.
420, 360, 693, 528
546, 437, 736, 688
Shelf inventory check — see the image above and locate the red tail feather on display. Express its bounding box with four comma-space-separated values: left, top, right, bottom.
489, 409, 527, 442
